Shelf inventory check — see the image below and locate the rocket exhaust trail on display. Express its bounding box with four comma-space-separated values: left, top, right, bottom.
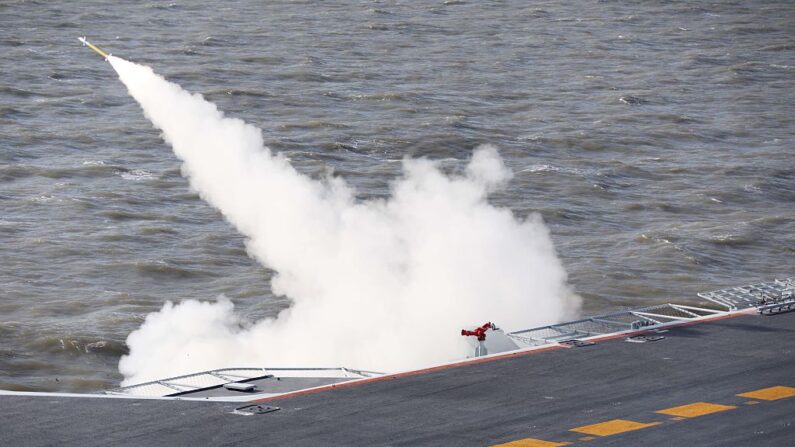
91, 46, 579, 385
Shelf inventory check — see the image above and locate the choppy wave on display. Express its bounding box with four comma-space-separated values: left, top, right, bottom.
1, 0, 792, 392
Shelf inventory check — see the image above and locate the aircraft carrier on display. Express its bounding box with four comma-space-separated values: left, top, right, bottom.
1, 278, 793, 446
3, 38, 791, 447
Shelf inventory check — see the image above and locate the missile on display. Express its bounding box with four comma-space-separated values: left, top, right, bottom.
78, 36, 110, 60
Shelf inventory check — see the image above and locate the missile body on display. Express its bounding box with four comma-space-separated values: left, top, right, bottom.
78, 37, 110, 60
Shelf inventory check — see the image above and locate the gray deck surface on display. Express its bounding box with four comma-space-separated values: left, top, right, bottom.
2, 311, 794, 446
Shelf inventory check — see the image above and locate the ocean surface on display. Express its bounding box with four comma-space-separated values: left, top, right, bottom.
1, 0, 792, 392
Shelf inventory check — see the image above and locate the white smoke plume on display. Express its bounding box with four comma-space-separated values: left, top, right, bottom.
109, 56, 580, 385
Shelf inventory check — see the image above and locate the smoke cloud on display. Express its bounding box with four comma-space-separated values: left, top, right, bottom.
109, 56, 580, 386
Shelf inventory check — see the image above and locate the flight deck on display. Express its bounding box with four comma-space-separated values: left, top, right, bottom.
2, 291, 794, 446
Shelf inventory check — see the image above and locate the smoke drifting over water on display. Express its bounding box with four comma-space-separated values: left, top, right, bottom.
109, 56, 579, 386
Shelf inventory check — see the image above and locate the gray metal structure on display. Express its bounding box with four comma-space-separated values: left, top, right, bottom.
109, 367, 381, 398
507, 303, 722, 347
1, 279, 793, 446
508, 278, 794, 348
2, 302, 794, 446
697, 277, 794, 310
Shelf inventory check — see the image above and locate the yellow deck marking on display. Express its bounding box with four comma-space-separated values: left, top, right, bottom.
570, 419, 659, 436
496, 387, 794, 447
738, 386, 795, 401
491, 438, 570, 447
656, 402, 736, 418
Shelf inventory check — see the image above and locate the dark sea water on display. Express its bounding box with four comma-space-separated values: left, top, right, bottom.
0, 0, 792, 392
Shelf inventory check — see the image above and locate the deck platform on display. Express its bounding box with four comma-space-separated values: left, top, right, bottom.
1, 310, 794, 446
